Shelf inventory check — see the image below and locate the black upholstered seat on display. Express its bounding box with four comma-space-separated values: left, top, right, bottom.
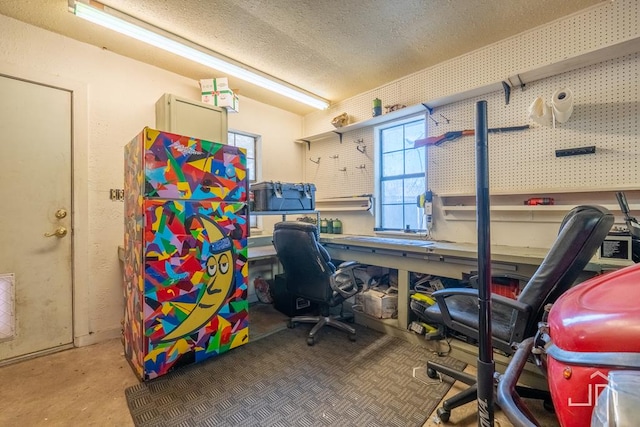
272, 221, 364, 345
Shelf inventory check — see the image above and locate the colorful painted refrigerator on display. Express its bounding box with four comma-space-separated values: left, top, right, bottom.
123, 127, 248, 381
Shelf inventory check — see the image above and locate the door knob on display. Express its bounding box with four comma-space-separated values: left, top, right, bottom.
44, 227, 68, 238
55, 209, 67, 219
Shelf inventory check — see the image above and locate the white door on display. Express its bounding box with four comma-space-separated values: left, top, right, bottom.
0, 75, 73, 362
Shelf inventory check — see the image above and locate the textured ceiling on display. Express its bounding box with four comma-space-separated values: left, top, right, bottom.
0, 0, 604, 115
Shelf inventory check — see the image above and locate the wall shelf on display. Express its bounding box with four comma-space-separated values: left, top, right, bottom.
315, 196, 373, 214
296, 105, 428, 145
443, 204, 640, 213
439, 189, 640, 222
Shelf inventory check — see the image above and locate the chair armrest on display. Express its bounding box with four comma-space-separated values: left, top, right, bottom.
337, 260, 360, 271
330, 262, 364, 299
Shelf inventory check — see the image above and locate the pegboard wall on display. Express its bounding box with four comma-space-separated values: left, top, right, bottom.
303, 0, 638, 137
303, 0, 639, 199
305, 127, 375, 199
430, 51, 639, 195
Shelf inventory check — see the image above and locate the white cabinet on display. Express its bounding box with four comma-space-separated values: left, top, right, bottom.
155, 93, 228, 143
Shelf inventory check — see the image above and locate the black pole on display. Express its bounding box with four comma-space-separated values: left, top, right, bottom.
475, 100, 494, 426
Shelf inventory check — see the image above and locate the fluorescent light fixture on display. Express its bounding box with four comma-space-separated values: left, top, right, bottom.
69, 0, 329, 110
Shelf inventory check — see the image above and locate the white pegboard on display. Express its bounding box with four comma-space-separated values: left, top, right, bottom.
305, 128, 375, 199
303, 0, 638, 137
430, 52, 639, 195
305, 51, 639, 199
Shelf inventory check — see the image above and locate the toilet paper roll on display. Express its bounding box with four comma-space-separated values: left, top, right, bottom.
528, 96, 552, 126
551, 88, 574, 124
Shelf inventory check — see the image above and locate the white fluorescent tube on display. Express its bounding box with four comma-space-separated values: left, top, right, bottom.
70, 1, 329, 110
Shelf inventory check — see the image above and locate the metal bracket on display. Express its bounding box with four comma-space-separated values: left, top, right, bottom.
333, 131, 343, 144
422, 103, 434, 115
298, 139, 311, 150
502, 81, 511, 105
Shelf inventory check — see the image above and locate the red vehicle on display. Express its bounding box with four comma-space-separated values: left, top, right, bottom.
498, 263, 640, 426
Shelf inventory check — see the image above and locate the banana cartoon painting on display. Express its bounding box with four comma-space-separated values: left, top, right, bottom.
161, 215, 235, 342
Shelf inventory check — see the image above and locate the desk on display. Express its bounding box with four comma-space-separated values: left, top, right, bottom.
319, 235, 605, 333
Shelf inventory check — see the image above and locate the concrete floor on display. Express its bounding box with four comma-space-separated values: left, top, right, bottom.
0, 338, 560, 427
0, 338, 138, 426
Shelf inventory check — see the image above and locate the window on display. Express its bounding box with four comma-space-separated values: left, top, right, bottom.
228, 131, 260, 228
376, 118, 426, 231
227, 131, 257, 182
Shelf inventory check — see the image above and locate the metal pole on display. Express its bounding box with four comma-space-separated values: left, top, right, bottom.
475, 100, 495, 426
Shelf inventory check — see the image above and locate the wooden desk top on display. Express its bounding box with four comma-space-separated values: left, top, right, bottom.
320, 234, 550, 267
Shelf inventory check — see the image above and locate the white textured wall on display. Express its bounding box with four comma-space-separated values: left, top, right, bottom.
0, 14, 303, 344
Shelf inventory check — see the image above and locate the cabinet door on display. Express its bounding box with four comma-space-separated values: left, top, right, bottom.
142, 128, 247, 201
155, 93, 228, 144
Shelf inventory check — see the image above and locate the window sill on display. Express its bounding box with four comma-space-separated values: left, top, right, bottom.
375, 230, 428, 238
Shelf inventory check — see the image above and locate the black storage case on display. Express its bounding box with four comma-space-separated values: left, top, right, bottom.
271, 274, 317, 317
251, 181, 316, 211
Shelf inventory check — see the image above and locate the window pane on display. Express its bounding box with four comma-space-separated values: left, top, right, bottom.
382, 180, 403, 204
404, 204, 419, 230
382, 151, 404, 177
235, 134, 255, 158
404, 120, 425, 149
382, 204, 403, 229
381, 126, 403, 153
404, 177, 425, 203
404, 147, 425, 174
247, 158, 255, 181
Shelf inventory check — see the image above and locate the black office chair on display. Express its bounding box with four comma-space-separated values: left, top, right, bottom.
272, 221, 364, 345
417, 205, 614, 422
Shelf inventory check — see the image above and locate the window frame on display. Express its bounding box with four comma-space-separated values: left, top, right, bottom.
227, 130, 261, 229
374, 114, 428, 232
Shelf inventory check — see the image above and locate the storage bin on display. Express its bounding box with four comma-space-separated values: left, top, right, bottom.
251, 181, 316, 211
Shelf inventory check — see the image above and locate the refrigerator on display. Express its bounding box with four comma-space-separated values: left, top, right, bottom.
123, 127, 248, 381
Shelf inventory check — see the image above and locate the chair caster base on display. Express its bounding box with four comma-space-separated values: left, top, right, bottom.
436, 407, 450, 422
306, 337, 315, 346
287, 320, 295, 329
348, 333, 356, 342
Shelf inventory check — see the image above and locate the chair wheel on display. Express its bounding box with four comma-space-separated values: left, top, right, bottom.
306, 337, 315, 346
287, 320, 295, 329
436, 407, 450, 422
543, 398, 555, 413
427, 367, 438, 379
349, 333, 356, 342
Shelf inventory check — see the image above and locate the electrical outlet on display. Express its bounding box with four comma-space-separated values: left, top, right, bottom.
110, 189, 125, 201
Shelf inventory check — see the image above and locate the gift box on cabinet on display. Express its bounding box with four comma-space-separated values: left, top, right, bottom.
200, 78, 239, 113
202, 91, 239, 113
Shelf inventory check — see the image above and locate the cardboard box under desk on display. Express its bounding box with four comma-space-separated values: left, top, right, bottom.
356, 288, 398, 319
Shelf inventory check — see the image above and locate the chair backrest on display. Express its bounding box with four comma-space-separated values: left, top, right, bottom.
272, 221, 336, 302
517, 205, 614, 331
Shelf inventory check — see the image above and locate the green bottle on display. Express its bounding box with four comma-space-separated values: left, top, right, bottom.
320, 218, 328, 233
332, 218, 342, 234
327, 218, 334, 234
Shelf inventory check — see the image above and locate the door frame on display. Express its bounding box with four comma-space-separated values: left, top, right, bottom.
0, 61, 90, 350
